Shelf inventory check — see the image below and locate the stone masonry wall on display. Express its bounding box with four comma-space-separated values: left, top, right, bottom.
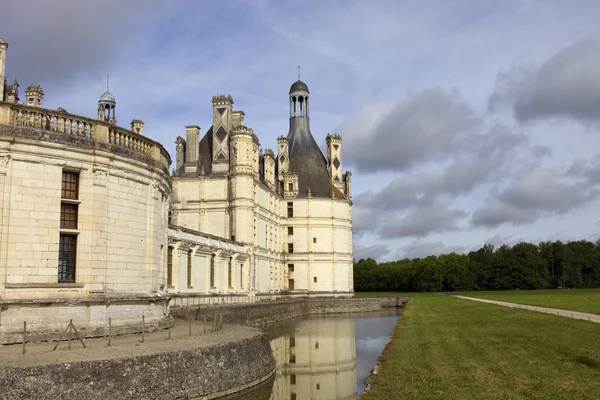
0, 330, 275, 400
171, 297, 408, 328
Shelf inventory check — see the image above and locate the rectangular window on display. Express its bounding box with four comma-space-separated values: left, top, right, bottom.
288, 226, 293, 235
210, 255, 216, 288
288, 264, 294, 272
288, 243, 294, 253
288, 279, 294, 290
287, 202, 293, 217
291, 394, 297, 400
290, 336, 295, 347
187, 250, 192, 288
314, 277, 317, 283
315, 341, 319, 349
228, 258, 233, 288
313, 237, 317, 243
290, 375, 296, 385
58, 234, 77, 283
61, 171, 79, 199
288, 183, 293, 192
167, 247, 173, 287
290, 354, 296, 364
60, 203, 78, 229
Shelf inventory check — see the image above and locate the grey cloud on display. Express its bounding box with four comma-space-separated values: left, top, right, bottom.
353, 243, 390, 261
489, 40, 600, 123
378, 204, 468, 239
0, 1, 164, 86
341, 87, 482, 172
398, 240, 468, 260
355, 124, 526, 212
473, 169, 594, 227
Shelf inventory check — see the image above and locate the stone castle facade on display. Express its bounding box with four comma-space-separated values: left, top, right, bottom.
0, 37, 353, 343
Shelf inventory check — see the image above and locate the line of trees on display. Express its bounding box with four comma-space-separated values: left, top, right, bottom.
354, 240, 600, 292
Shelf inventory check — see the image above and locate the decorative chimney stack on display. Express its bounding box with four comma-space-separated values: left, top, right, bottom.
131, 119, 144, 135
25, 84, 44, 108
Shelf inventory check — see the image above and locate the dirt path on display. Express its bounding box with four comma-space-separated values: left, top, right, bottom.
453, 295, 600, 323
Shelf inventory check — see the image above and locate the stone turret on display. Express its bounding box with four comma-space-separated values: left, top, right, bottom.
211, 95, 233, 172
4, 78, 18, 104
0, 38, 7, 101
326, 133, 344, 192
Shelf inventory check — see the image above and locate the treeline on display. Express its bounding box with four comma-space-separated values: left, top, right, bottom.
354, 241, 600, 292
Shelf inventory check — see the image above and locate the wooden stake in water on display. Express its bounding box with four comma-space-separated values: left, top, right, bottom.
22, 321, 27, 355
108, 317, 112, 347
142, 315, 145, 343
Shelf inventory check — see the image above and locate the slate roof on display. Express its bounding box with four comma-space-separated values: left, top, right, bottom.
289, 80, 309, 94
287, 116, 341, 199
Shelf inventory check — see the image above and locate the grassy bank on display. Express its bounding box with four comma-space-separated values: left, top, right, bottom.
454, 288, 600, 314
361, 294, 600, 400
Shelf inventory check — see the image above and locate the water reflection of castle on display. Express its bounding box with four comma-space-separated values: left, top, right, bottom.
269, 317, 357, 400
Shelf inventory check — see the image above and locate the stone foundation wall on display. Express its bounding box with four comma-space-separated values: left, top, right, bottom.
0, 329, 275, 400
171, 297, 408, 328
0, 296, 170, 344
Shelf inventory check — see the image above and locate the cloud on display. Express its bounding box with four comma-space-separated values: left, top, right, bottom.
378, 204, 468, 238
341, 87, 483, 172
398, 240, 468, 260
489, 40, 600, 123
0, 1, 166, 87
472, 169, 594, 227
353, 243, 390, 261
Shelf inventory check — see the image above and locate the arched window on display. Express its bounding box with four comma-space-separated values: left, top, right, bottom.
187, 250, 193, 288
167, 247, 173, 288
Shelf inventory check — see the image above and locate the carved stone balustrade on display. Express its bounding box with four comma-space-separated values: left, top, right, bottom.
1, 103, 171, 171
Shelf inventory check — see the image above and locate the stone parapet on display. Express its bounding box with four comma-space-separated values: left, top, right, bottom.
0, 326, 275, 400
0, 102, 171, 171
0, 295, 170, 344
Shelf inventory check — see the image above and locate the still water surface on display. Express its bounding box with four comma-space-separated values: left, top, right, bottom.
222, 308, 401, 400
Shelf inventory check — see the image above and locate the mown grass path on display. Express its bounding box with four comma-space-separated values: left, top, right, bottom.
362, 294, 600, 400
453, 289, 600, 315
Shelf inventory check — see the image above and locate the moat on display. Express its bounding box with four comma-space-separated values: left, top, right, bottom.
216, 308, 402, 400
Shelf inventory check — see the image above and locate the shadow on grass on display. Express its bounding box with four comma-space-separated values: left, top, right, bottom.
575, 355, 599, 370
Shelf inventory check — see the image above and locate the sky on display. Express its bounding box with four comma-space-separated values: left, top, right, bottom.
2, 0, 600, 261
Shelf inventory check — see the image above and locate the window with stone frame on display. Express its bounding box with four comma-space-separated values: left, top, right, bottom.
58, 234, 76, 283
288, 226, 293, 235
228, 258, 233, 288
58, 170, 80, 283
210, 254, 216, 288
287, 202, 293, 217
187, 250, 193, 288
288, 243, 294, 253
167, 247, 173, 287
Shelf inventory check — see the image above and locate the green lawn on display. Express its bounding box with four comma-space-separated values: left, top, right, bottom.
362, 294, 600, 400
455, 289, 600, 315
355, 291, 419, 298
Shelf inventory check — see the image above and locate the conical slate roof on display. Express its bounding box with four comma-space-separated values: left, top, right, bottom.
287, 116, 341, 198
